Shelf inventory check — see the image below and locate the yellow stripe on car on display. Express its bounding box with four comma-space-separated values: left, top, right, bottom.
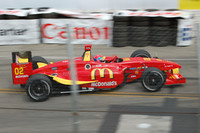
37, 62, 48, 68
49, 75, 97, 85
143, 58, 151, 61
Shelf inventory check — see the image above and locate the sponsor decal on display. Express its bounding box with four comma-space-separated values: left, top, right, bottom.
0, 20, 40, 45
42, 23, 110, 40
91, 81, 117, 87
165, 65, 173, 68
92, 65, 102, 67
41, 19, 112, 45
182, 27, 192, 41
85, 46, 91, 50
91, 68, 113, 80
130, 66, 147, 71
142, 66, 148, 69
134, 66, 148, 74
51, 67, 57, 70
130, 67, 137, 70
14, 66, 29, 78
177, 19, 193, 46
15, 75, 28, 78
135, 71, 139, 75
82, 87, 94, 91
85, 47, 90, 50
42, 23, 66, 39
85, 64, 91, 70
73, 27, 109, 40
131, 75, 136, 78
0, 29, 27, 36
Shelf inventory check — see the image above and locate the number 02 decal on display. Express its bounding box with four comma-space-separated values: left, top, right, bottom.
14, 67, 24, 75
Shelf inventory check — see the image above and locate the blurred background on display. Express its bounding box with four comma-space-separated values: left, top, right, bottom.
0, 0, 199, 133
0, 0, 179, 10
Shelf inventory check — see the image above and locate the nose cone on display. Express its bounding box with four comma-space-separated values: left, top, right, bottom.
164, 60, 182, 69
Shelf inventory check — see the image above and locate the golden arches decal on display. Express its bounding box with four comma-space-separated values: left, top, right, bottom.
91, 68, 114, 80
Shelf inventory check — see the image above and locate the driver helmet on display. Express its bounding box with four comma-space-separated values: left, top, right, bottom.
94, 55, 103, 62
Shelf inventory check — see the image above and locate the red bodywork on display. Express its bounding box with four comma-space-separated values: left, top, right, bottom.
12, 62, 32, 85
12, 44, 186, 89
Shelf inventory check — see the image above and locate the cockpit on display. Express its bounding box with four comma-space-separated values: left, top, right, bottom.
82, 44, 123, 63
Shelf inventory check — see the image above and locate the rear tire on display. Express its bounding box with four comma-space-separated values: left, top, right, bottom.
141, 67, 165, 92
26, 74, 52, 102
32, 56, 48, 70
130, 49, 151, 58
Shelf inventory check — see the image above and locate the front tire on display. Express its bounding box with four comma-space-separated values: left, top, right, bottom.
26, 74, 52, 102
141, 67, 165, 92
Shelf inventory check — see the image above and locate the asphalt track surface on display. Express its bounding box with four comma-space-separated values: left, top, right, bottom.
0, 43, 199, 133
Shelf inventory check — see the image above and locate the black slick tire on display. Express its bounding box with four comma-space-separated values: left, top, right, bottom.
130, 49, 151, 58
32, 56, 48, 70
26, 74, 52, 102
141, 67, 165, 92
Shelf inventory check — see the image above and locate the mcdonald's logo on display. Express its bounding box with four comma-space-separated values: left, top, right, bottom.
91, 68, 114, 80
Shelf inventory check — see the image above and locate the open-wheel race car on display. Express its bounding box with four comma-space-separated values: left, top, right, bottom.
11, 44, 186, 102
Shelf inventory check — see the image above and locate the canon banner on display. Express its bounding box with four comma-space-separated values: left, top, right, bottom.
41, 19, 112, 45
0, 20, 40, 45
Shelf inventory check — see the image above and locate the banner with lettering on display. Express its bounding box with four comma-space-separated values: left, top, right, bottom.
0, 20, 40, 45
176, 19, 193, 46
41, 19, 112, 45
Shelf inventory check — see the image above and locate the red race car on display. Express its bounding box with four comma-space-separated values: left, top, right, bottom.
11, 44, 186, 101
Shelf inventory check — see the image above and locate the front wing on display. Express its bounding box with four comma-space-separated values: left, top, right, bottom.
165, 73, 186, 85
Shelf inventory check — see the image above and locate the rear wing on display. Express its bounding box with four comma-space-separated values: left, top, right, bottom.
11, 51, 33, 85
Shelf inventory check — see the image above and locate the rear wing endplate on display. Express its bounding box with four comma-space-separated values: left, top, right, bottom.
11, 51, 33, 85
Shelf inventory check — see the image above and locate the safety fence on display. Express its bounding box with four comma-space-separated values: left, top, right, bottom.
0, 8, 194, 47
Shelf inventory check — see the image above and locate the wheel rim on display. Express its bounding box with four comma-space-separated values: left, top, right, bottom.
28, 80, 50, 100
143, 71, 164, 91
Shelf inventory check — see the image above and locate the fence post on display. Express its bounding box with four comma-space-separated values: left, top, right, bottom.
66, 24, 80, 133
196, 22, 200, 133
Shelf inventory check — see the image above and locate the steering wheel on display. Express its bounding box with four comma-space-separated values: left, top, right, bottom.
105, 55, 118, 63
103, 55, 119, 63
112, 55, 118, 62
